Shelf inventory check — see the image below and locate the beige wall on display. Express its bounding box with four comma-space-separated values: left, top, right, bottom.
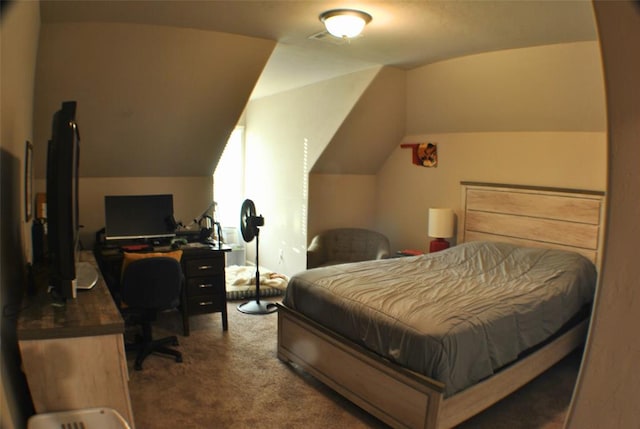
377, 131, 606, 252
34, 176, 214, 249
306, 66, 405, 254
314, 42, 607, 254
567, 2, 640, 427
1, 1, 40, 266
312, 67, 406, 175
382, 41, 606, 251
31, 22, 270, 251
407, 41, 605, 133
0, 1, 41, 427
308, 174, 377, 241
33, 22, 274, 179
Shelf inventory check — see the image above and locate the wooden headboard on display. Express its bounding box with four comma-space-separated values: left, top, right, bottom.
459, 182, 606, 268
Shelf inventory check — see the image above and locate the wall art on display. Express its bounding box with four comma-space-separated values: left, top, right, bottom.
400, 142, 438, 167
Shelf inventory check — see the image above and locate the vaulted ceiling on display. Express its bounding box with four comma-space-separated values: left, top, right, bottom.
35, 1, 598, 178
40, 1, 598, 98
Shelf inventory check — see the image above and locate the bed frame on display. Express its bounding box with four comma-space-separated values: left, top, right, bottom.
277, 182, 605, 429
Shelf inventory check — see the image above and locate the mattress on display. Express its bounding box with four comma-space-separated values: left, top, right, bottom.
282, 241, 596, 396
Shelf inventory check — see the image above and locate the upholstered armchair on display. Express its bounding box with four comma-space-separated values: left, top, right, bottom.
307, 228, 391, 269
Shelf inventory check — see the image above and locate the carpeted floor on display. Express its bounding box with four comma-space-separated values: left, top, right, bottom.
126, 300, 582, 428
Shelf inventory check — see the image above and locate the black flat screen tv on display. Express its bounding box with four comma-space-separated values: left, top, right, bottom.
104, 194, 176, 242
46, 101, 80, 301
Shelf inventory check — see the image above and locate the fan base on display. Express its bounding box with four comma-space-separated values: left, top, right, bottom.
237, 299, 278, 315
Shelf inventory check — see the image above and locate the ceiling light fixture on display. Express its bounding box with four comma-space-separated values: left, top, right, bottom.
319, 9, 372, 39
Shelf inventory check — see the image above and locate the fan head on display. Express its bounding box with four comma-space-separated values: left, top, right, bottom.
240, 199, 264, 242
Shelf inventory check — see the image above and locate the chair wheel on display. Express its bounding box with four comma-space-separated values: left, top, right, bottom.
176, 356, 183, 363
134, 362, 142, 371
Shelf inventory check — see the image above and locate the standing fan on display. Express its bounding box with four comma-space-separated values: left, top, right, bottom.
237, 199, 277, 314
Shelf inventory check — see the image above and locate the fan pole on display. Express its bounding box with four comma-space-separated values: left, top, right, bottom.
255, 230, 260, 304
237, 205, 277, 315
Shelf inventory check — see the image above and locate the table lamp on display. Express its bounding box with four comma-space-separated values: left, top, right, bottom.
428, 208, 454, 253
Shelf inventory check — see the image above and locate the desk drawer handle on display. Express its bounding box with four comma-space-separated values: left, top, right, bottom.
197, 265, 213, 270
198, 283, 214, 289
199, 301, 214, 306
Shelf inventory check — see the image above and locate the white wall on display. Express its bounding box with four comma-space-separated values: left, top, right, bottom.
244, 68, 380, 276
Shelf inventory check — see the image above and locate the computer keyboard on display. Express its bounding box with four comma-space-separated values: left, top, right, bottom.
75, 261, 99, 290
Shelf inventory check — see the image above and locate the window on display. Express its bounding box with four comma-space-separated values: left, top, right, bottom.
213, 126, 245, 227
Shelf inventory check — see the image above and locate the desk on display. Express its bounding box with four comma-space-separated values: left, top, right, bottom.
17, 251, 135, 428
95, 243, 230, 335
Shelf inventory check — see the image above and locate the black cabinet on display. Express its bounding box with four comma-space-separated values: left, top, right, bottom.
181, 248, 228, 334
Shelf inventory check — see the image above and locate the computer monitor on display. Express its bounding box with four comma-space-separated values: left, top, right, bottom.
104, 194, 176, 242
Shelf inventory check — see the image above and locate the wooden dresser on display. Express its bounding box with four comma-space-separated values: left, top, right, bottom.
17, 251, 135, 428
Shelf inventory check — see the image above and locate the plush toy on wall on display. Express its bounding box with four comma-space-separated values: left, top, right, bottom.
400, 142, 438, 167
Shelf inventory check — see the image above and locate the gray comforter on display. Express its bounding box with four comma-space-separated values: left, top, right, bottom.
282, 241, 596, 396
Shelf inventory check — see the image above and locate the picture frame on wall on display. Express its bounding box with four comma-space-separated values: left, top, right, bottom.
24, 140, 33, 222
400, 142, 438, 167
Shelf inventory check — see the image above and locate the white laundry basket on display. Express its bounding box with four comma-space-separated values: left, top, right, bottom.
27, 407, 131, 429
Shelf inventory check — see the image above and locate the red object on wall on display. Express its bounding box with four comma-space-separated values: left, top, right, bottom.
400, 142, 438, 167
429, 238, 450, 253
400, 143, 421, 165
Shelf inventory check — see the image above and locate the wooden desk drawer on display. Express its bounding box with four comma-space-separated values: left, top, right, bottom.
184, 258, 224, 277
187, 296, 225, 315
186, 276, 224, 298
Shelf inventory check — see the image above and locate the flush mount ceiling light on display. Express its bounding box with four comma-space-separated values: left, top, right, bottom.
319, 9, 372, 39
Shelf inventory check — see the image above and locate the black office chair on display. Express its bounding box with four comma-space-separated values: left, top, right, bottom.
121, 257, 184, 370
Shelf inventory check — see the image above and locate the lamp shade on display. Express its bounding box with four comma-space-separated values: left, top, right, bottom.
320, 9, 372, 39
428, 208, 454, 238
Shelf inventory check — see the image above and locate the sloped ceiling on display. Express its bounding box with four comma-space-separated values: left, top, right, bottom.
312, 67, 406, 175
36, 1, 598, 178
34, 23, 275, 178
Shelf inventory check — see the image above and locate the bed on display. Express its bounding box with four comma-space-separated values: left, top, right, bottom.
277, 182, 605, 429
